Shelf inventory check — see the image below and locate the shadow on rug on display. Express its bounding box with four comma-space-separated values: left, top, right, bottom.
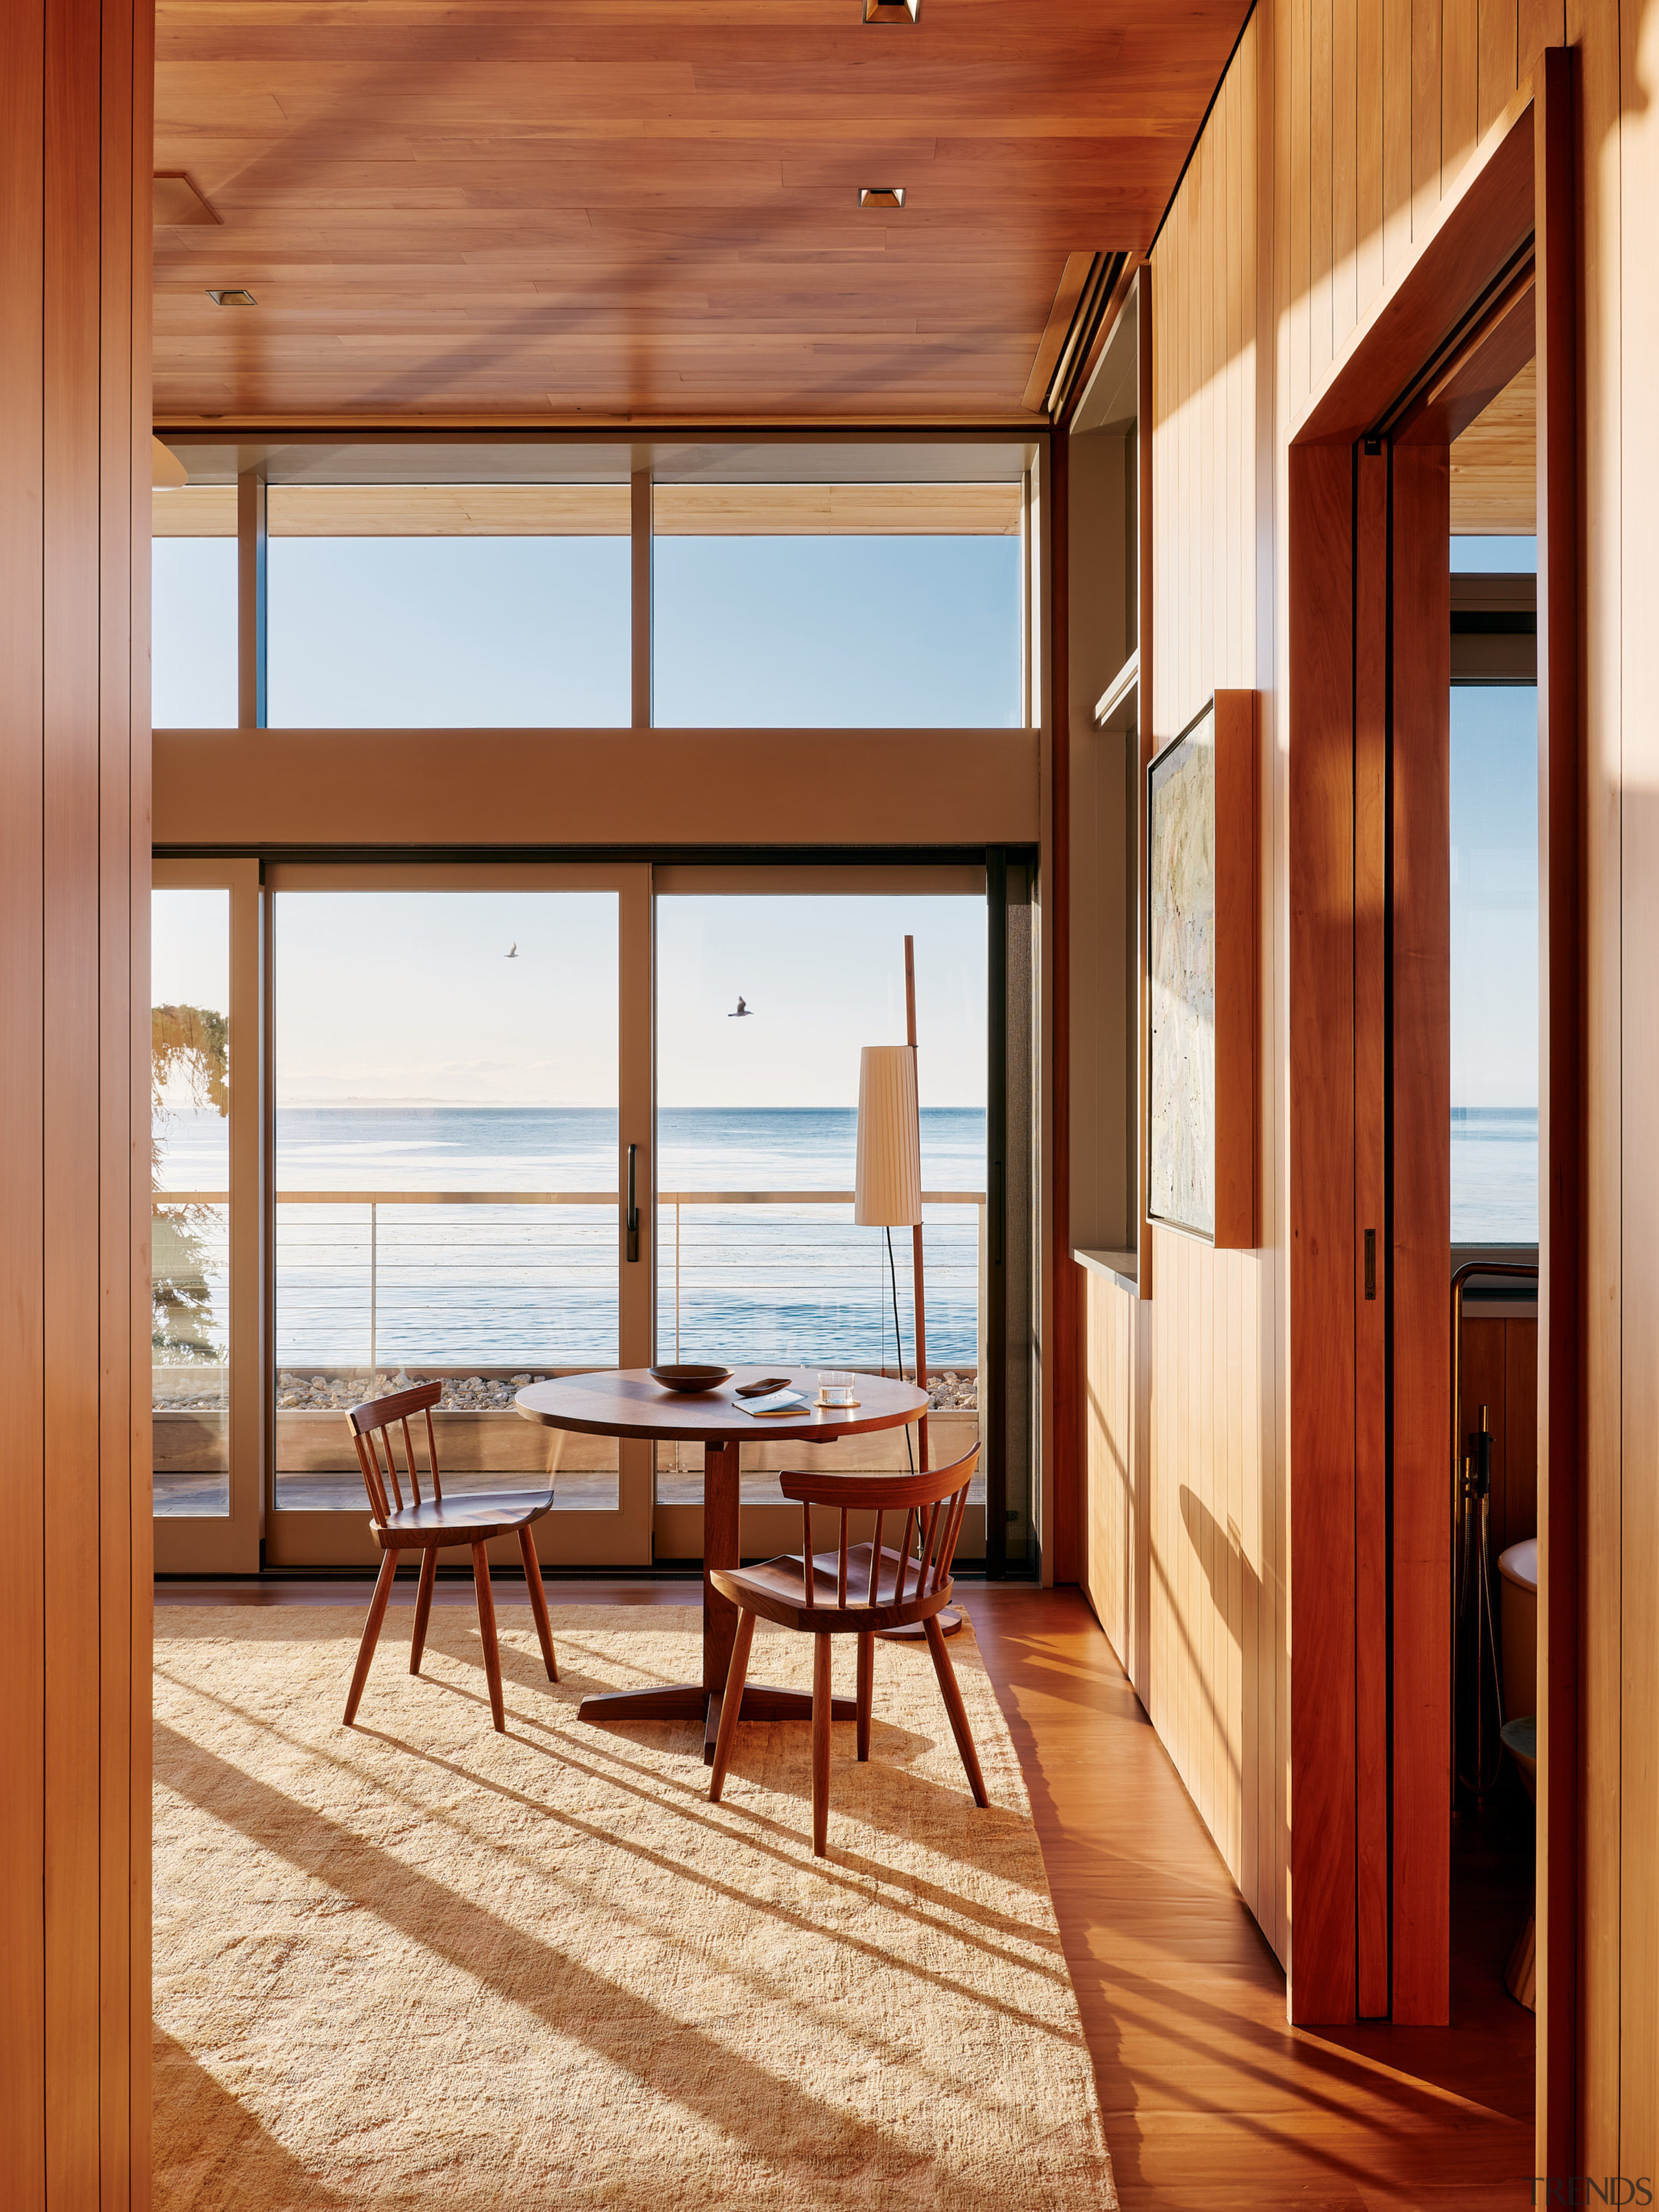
154, 1604, 1116, 2211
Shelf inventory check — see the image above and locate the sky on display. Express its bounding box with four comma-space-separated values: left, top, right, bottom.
153, 519, 1537, 1113
1450, 535, 1537, 572
152, 530, 1023, 730
1450, 684, 1538, 1108
274, 891, 620, 1107
251, 888, 985, 1108
657, 895, 986, 1108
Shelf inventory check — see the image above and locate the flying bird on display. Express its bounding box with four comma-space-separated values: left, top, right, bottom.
505, 944, 518, 959
728, 995, 753, 1018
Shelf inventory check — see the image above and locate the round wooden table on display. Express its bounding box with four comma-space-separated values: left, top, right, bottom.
515, 1366, 929, 1761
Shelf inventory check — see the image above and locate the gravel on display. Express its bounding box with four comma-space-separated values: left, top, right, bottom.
156, 1367, 978, 1414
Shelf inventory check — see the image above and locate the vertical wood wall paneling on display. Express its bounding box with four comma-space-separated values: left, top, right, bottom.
1255, 8, 1288, 1970
1387, 440, 1452, 2025
1444, 0, 1481, 185
1051, 434, 1081, 1583
1477, 0, 1518, 139
1614, 0, 1658, 2154
0, 0, 50, 2189
1287, 438, 1358, 2021
1080, 34, 1285, 1962
1566, 0, 1616, 2173
44, 0, 106, 2183
1382, 0, 1415, 279
1456, 1316, 1539, 1554
1353, 444, 1391, 2018
1354, 0, 1384, 314
1516, 0, 1562, 87
1310, 0, 1336, 384
1332, 0, 1359, 353
1533, 41, 1585, 2185
1410, 0, 1445, 232
1502, 1318, 1540, 1546
106, 0, 153, 2189
1079, 0, 1596, 2025
1137, 263, 1156, 1303
1, 0, 150, 2198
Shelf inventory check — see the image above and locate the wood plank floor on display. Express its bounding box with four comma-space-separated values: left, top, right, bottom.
156, 1574, 1535, 2208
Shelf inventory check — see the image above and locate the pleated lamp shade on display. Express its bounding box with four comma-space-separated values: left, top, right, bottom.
854, 1045, 922, 1227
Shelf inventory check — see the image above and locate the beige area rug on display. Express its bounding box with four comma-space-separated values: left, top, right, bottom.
154, 1605, 1116, 2212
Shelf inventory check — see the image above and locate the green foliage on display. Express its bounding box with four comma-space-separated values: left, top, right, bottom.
152, 1003, 229, 1364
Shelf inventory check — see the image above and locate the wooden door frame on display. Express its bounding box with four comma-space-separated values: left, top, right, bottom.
1286, 54, 1580, 2172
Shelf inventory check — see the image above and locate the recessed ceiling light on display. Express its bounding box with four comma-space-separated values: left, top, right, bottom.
206, 288, 257, 306
859, 188, 906, 210
864, 0, 920, 19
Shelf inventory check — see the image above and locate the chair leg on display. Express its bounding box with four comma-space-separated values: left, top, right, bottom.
409, 1548, 438, 1674
518, 1525, 559, 1681
923, 1612, 988, 1808
811, 1633, 833, 1856
344, 1552, 399, 1725
472, 1541, 506, 1732
708, 1607, 756, 1803
856, 1632, 874, 1762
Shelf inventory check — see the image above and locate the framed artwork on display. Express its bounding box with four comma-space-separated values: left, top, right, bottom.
1145, 691, 1259, 1248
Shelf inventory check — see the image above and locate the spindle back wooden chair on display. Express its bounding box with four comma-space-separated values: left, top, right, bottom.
342, 1380, 558, 1732
708, 1443, 986, 1854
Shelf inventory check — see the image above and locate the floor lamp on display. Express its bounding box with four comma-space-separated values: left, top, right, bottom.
853, 935, 963, 1637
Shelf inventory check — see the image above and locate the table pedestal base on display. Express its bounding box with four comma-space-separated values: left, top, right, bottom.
577, 1681, 858, 1764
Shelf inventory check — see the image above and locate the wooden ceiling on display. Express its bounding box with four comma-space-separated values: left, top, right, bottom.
152, 0, 1250, 426
150, 478, 1023, 531
1450, 359, 1536, 535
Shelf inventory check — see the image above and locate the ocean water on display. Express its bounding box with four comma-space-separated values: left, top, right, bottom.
154, 1100, 1540, 1377
156, 1105, 988, 1372
1451, 1108, 1538, 1244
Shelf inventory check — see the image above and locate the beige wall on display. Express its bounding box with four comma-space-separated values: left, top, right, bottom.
1081, 16, 1290, 1968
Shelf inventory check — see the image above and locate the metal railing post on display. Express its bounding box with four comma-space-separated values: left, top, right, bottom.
369, 1200, 378, 1375
977, 1199, 988, 1414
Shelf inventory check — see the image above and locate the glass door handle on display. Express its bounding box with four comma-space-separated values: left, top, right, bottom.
626, 1141, 640, 1261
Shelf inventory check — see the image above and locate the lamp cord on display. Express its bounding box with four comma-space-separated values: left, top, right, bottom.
885, 1226, 915, 1474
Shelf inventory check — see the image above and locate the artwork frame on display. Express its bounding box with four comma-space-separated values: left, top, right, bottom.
1144, 690, 1259, 1248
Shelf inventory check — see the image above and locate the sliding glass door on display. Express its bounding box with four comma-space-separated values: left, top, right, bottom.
652, 874, 990, 1563
262, 864, 654, 1568
152, 856, 1019, 1574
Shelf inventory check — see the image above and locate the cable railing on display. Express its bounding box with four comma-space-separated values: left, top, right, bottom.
154, 1186, 987, 1384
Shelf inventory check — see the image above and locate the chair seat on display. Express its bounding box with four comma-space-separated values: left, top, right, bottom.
714, 1541, 951, 1633
374, 1489, 555, 1549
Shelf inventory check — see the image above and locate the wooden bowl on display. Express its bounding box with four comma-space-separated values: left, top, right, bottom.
649, 1364, 733, 1394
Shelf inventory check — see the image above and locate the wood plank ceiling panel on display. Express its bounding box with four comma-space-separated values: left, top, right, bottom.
1450, 356, 1536, 532
152, 0, 1252, 423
